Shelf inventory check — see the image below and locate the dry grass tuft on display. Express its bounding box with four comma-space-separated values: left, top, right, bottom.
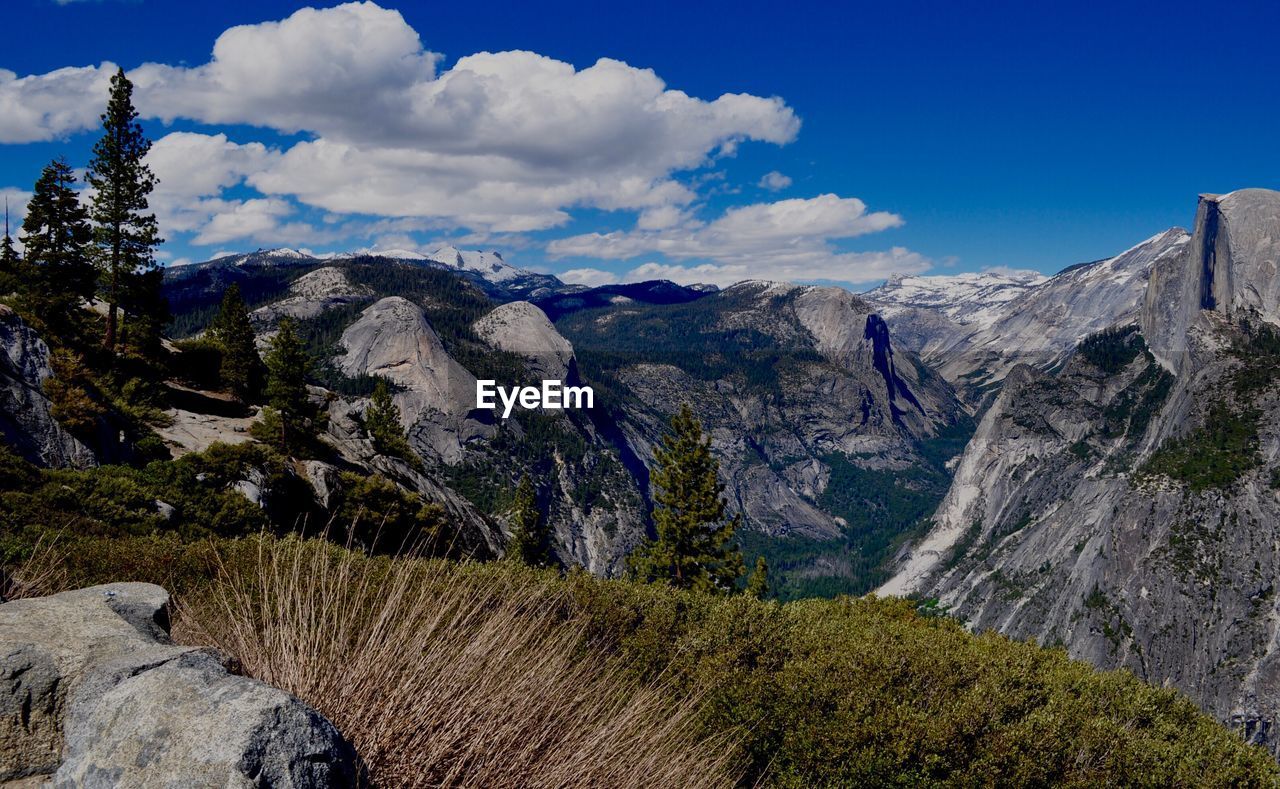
174, 537, 740, 788
1, 534, 68, 600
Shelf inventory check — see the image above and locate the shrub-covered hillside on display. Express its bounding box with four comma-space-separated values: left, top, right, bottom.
21, 535, 1280, 788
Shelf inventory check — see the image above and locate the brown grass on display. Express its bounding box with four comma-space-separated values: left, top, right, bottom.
174, 537, 740, 788
1, 534, 68, 600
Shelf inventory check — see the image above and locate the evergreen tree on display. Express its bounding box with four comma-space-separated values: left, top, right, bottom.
745, 556, 770, 600
19, 158, 96, 341
363, 378, 412, 459
506, 475, 553, 566
87, 68, 162, 354
629, 404, 744, 593
255, 318, 322, 452
0, 200, 19, 292
209, 283, 262, 401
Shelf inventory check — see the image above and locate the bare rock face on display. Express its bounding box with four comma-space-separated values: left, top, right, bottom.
250, 266, 372, 327
0, 305, 95, 469
882, 188, 1280, 756
599, 282, 967, 545
1143, 190, 1280, 373
872, 229, 1189, 407
337, 297, 491, 464
0, 583, 359, 787
472, 301, 575, 380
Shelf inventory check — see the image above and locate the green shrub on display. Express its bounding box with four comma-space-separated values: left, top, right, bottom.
41, 536, 1280, 788
1077, 325, 1143, 375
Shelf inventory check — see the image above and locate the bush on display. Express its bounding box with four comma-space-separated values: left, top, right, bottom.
175, 537, 739, 788
37, 535, 1280, 788
0, 442, 314, 545
331, 472, 451, 554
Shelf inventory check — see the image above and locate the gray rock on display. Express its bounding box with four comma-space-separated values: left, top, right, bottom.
1143, 189, 1280, 373
472, 301, 575, 380
250, 266, 373, 327
882, 188, 1280, 757
0, 305, 96, 469
0, 583, 359, 787
300, 459, 343, 511
337, 297, 493, 464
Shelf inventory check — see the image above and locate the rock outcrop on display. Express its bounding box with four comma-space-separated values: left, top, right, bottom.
472, 301, 575, 380
0, 583, 359, 786
0, 306, 95, 469
1143, 190, 1280, 374
251, 266, 373, 326
337, 297, 492, 464
881, 188, 1280, 755
873, 229, 1190, 407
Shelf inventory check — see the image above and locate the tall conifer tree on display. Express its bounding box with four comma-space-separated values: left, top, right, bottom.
745, 556, 770, 600
507, 475, 553, 567
629, 404, 744, 593
209, 283, 262, 401
87, 68, 162, 354
256, 318, 321, 452
363, 379, 412, 460
19, 158, 95, 341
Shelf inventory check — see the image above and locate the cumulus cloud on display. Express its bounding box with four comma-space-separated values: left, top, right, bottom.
758, 170, 792, 191
0, 2, 929, 283
549, 195, 922, 287
0, 65, 115, 143
614, 248, 930, 288
560, 268, 621, 287
0, 3, 800, 233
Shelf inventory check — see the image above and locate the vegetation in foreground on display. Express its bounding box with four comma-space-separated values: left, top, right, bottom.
10, 535, 1278, 788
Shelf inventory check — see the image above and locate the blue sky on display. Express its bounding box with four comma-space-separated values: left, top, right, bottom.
1, 0, 1277, 288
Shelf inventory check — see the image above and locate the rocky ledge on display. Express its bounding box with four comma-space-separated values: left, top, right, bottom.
0, 583, 359, 787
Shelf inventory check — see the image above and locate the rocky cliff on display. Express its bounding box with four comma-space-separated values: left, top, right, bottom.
881, 188, 1280, 755
873, 229, 1190, 407
556, 280, 970, 593
0, 306, 95, 469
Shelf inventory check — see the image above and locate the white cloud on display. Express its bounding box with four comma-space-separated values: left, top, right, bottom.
190, 197, 331, 246
147, 132, 276, 199
142, 132, 303, 246
0, 188, 31, 231
0, 65, 115, 143
559, 268, 621, 287
758, 170, 792, 191
616, 248, 930, 288
549, 195, 922, 287
0, 3, 800, 234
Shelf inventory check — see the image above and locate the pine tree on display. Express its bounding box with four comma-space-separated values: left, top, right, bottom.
745, 556, 770, 600
87, 68, 162, 354
19, 158, 96, 342
209, 283, 262, 401
0, 200, 19, 292
255, 318, 321, 452
506, 475, 552, 566
363, 378, 412, 459
629, 404, 744, 593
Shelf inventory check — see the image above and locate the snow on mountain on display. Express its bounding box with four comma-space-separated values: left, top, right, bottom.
863, 269, 1047, 330
331, 247, 429, 261
425, 246, 522, 283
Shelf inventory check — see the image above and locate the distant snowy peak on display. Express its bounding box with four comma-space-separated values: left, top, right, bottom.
425, 246, 521, 283
864, 269, 1048, 327
226, 247, 310, 264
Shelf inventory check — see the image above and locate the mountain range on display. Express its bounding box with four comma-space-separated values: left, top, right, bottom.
4, 187, 1280, 754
